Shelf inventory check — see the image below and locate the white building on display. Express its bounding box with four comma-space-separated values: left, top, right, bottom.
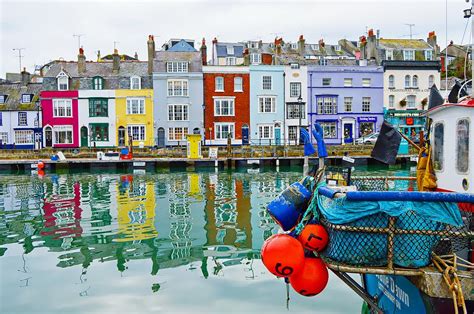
284, 63, 308, 145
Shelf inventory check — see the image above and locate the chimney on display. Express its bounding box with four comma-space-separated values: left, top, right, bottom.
21, 67, 30, 86
298, 35, 305, 57
78, 47, 86, 74
113, 49, 120, 74
201, 38, 207, 65
359, 35, 367, 59
366, 29, 377, 60
212, 37, 218, 65
376, 29, 380, 39
427, 31, 439, 57
134, 52, 138, 60
243, 48, 249, 66
147, 35, 155, 75
97, 50, 101, 62
318, 38, 325, 48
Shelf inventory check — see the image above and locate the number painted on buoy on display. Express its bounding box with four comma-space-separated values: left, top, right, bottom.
275, 262, 294, 276
305, 233, 323, 251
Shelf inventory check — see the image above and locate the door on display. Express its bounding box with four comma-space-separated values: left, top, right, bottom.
343, 123, 353, 144
80, 126, 88, 147
157, 128, 165, 147
241, 124, 249, 145
274, 127, 281, 145
45, 127, 52, 147
118, 126, 125, 146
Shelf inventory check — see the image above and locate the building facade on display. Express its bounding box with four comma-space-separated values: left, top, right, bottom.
308, 64, 384, 145
249, 65, 285, 145
284, 64, 308, 145
203, 66, 250, 145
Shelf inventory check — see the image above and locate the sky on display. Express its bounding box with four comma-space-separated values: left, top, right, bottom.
0, 0, 471, 77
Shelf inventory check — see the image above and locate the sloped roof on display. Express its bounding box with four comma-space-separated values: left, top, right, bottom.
0, 82, 42, 111
43, 60, 148, 78
167, 39, 197, 52
379, 39, 432, 50
153, 51, 203, 72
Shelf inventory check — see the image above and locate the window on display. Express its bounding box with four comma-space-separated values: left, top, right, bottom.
225, 57, 236, 65
412, 75, 418, 88
429, 75, 434, 87
362, 78, 371, 87
168, 127, 188, 141
291, 43, 298, 49
53, 99, 72, 117
167, 79, 189, 96
127, 125, 146, 141
234, 77, 243, 92
168, 104, 189, 121
344, 97, 352, 112
405, 75, 411, 88
214, 99, 235, 116
388, 75, 395, 88
258, 125, 274, 139
334, 45, 341, 51
433, 123, 444, 171
57, 72, 69, 90
250, 53, 261, 64
403, 50, 415, 61
93, 77, 104, 90
215, 77, 224, 91
286, 103, 305, 119
126, 98, 145, 114
21, 94, 31, 103
18, 112, 27, 126
89, 98, 108, 117
311, 44, 319, 50
288, 126, 298, 141
215, 123, 234, 140
386, 49, 393, 60
425, 50, 433, 61
389, 95, 395, 108
322, 78, 331, 86
14, 130, 33, 144
344, 78, 352, 87
456, 119, 469, 173
290, 82, 301, 97
53, 125, 73, 144
407, 95, 416, 109
248, 42, 258, 49
317, 96, 337, 114
227, 46, 234, 55
290, 63, 300, 69
262, 76, 272, 90
0, 112, 2, 126
130, 76, 141, 90
89, 123, 109, 141
258, 96, 276, 113
319, 58, 327, 66
167, 61, 188, 73
319, 122, 337, 139
362, 97, 371, 112
0, 132, 7, 144
0, 95, 7, 104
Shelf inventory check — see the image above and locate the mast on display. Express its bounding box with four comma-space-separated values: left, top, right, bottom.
472, 0, 474, 97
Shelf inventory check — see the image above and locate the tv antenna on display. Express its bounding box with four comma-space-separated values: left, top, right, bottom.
73, 34, 85, 50
13, 48, 25, 71
405, 24, 415, 39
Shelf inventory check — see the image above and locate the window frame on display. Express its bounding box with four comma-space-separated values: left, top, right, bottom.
18, 112, 27, 126
343, 97, 352, 112
407, 95, 416, 109
456, 118, 470, 174
93, 76, 104, 90
258, 96, 276, 113
214, 98, 235, 116
234, 77, 243, 92
319, 121, 338, 139
14, 129, 34, 145
214, 122, 235, 140
168, 127, 189, 141
0, 131, 8, 144
344, 78, 353, 87
167, 79, 189, 97
53, 125, 73, 144
433, 122, 444, 172
225, 57, 236, 65
258, 124, 274, 139
127, 125, 146, 141
89, 98, 108, 117
262, 76, 272, 90
250, 53, 262, 65
403, 50, 415, 61
57, 72, 69, 90
412, 75, 418, 88
289, 82, 302, 98
286, 103, 305, 119
21, 94, 32, 103
126, 97, 146, 115
429, 75, 435, 87
388, 95, 395, 108
53, 99, 73, 118
362, 97, 371, 112
388, 75, 395, 89
362, 78, 371, 87
130, 76, 141, 90
322, 78, 331, 86
89, 123, 109, 142
405, 75, 411, 88
215, 76, 224, 92
168, 104, 189, 121
386, 49, 394, 60
316, 96, 337, 115
166, 61, 189, 73
425, 50, 433, 61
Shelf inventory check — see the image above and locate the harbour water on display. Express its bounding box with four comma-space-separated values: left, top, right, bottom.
0, 165, 412, 313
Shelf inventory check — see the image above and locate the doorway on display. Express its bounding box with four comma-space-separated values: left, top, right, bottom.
80, 126, 88, 147
45, 126, 52, 147
343, 123, 354, 144
157, 128, 165, 147
118, 126, 125, 146
274, 124, 281, 146
241, 124, 249, 145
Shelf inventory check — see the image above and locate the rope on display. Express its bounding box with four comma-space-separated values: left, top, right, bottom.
294, 181, 326, 235
432, 253, 470, 314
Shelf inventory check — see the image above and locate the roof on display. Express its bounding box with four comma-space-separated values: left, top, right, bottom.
0, 82, 42, 111
382, 60, 441, 70
153, 51, 203, 72
166, 39, 197, 52
216, 43, 245, 58
42, 60, 148, 78
440, 44, 470, 58
378, 39, 433, 50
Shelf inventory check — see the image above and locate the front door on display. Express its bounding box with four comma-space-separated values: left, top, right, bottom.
274, 127, 281, 145
343, 123, 353, 144
157, 128, 165, 147
241, 125, 249, 145
80, 126, 88, 147
118, 127, 125, 146
45, 127, 52, 147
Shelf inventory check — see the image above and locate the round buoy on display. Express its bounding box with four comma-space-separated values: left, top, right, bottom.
38, 170, 45, 178
261, 234, 305, 278
297, 224, 328, 252
290, 257, 329, 297
37, 161, 45, 170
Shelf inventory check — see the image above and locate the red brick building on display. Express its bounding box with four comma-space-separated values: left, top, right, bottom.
203, 66, 250, 145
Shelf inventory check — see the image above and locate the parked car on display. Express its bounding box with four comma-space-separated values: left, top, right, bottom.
355, 132, 379, 145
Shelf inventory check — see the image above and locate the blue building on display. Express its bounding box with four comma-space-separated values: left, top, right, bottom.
308, 63, 384, 145
249, 65, 285, 145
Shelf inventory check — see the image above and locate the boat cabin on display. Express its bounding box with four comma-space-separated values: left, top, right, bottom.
428, 99, 474, 194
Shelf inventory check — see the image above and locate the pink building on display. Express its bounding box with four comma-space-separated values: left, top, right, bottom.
40, 89, 79, 148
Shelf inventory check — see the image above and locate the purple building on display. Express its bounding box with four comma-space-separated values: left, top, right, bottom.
308, 63, 384, 145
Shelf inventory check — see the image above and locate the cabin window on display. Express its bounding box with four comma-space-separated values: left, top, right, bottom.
456, 119, 469, 173
433, 122, 444, 171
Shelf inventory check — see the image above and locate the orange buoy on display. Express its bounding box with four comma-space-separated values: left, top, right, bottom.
261, 234, 305, 278
290, 257, 329, 297
38, 170, 45, 178
297, 224, 329, 252
37, 161, 45, 170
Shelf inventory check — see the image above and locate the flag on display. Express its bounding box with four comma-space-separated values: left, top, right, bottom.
371, 121, 402, 165
429, 84, 445, 109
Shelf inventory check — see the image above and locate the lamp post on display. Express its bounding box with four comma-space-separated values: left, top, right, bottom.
298, 95, 303, 145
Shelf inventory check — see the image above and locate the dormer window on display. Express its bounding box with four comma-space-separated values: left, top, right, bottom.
311, 44, 319, 50
93, 76, 104, 90
425, 50, 433, 61
21, 94, 32, 103
167, 61, 188, 73
130, 76, 141, 90
290, 63, 300, 69
0, 95, 6, 104
250, 53, 261, 65
334, 45, 341, 52
403, 50, 415, 61
227, 46, 234, 55
57, 71, 69, 90
291, 43, 298, 49
386, 49, 394, 60
319, 58, 328, 66
248, 42, 258, 49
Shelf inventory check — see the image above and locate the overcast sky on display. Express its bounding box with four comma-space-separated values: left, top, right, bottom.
0, 0, 470, 77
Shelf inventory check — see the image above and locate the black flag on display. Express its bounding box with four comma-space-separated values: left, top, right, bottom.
371, 121, 402, 165
447, 80, 468, 104
429, 84, 445, 110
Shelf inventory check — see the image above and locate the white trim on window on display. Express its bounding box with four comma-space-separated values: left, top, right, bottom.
167, 104, 189, 121
214, 98, 235, 116
57, 72, 69, 90
130, 76, 141, 90
258, 96, 276, 113
234, 77, 243, 92
214, 122, 235, 140
53, 99, 73, 117
53, 125, 73, 144
168, 127, 188, 141
167, 79, 189, 97
262, 76, 272, 90
127, 125, 146, 141
167, 61, 189, 73
215, 76, 224, 92
126, 97, 145, 114
258, 124, 274, 139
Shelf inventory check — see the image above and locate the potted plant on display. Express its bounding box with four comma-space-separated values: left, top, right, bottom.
399, 98, 407, 107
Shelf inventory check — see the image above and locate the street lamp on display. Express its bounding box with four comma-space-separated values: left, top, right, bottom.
298, 95, 303, 146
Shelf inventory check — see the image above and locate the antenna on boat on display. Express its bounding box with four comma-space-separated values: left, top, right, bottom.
463, 0, 473, 97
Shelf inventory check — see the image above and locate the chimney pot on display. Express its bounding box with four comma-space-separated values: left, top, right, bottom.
368, 29, 374, 37
78, 48, 86, 74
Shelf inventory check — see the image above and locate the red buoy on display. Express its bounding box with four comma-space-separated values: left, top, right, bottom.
38, 170, 45, 178
290, 257, 329, 297
297, 224, 328, 252
37, 161, 45, 170
261, 234, 305, 278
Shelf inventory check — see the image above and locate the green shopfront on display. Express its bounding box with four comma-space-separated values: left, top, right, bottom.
384, 109, 426, 138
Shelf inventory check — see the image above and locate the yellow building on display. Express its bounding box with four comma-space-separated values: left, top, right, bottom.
115, 89, 154, 147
